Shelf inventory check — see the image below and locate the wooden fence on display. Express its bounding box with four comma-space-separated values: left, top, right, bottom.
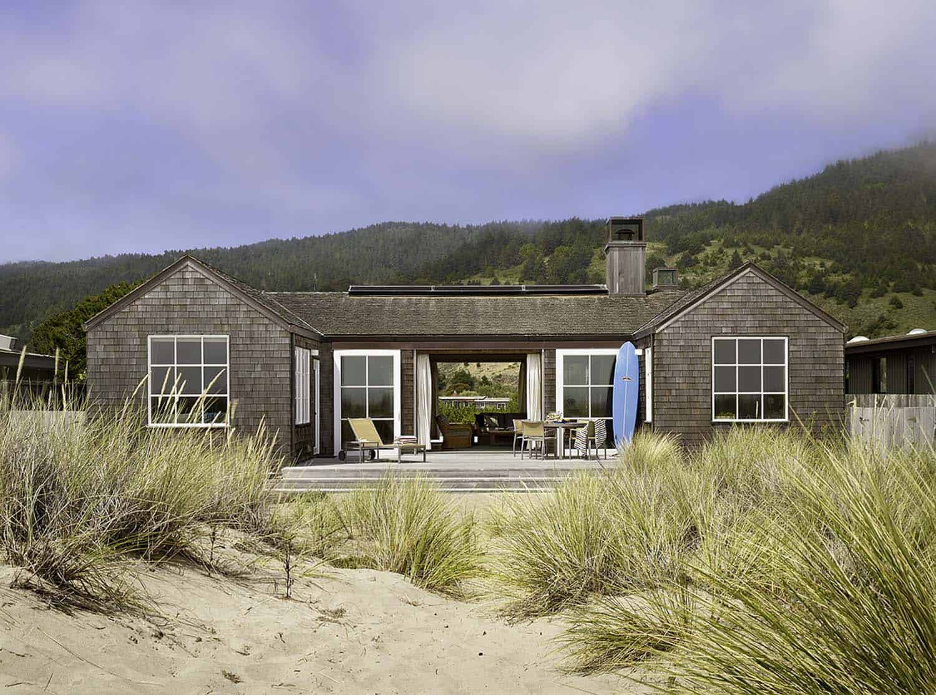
848, 394, 936, 450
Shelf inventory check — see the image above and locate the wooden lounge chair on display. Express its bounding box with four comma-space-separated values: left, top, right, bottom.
435, 415, 473, 449
347, 418, 426, 463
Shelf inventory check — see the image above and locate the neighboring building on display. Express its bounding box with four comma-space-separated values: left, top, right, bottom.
83, 217, 846, 456
439, 395, 511, 410
0, 334, 56, 383
845, 329, 936, 395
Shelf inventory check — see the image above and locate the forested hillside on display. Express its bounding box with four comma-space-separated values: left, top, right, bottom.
4, 142, 936, 343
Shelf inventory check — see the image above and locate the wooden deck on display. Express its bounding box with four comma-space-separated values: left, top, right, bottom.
273, 446, 616, 493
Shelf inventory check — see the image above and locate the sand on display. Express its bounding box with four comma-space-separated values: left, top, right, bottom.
0, 555, 646, 695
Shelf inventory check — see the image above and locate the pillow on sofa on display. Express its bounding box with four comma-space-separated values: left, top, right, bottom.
483, 414, 500, 429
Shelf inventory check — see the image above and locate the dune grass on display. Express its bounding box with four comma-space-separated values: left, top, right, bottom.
0, 381, 282, 610
287, 474, 482, 596
524, 427, 936, 693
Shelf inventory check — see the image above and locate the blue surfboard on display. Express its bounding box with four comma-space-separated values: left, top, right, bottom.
612, 342, 640, 446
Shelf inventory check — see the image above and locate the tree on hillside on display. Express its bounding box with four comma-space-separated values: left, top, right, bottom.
30, 281, 140, 382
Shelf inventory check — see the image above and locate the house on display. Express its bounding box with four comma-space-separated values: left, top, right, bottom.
439, 395, 511, 411
83, 218, 846, 456
0, 334, 56, 384
845, 329, 936, 396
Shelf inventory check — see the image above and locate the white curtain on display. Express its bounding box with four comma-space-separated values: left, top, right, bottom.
526, 352, 543, 421
417, 353, 433, 449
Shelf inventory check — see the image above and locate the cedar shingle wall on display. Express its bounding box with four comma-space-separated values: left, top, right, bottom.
402, 349, 415, 435
544, 349, 556, 414
86, 265, 294, 454
319, 345, 334, 455
652, 272, 844, 448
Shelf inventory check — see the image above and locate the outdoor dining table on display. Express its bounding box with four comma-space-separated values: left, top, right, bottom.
543, 420, 589, 459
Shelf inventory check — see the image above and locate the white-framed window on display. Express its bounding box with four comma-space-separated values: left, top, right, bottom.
295, 347, 311, 425
556, 348, 618, 447
712, 336, 788, 422
148, 335, 229, 428
333, 349, 400, 451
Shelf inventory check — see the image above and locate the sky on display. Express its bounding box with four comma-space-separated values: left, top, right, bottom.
1, 1, 935, 263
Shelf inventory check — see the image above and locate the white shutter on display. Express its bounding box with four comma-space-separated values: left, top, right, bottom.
295, 347, 311, 425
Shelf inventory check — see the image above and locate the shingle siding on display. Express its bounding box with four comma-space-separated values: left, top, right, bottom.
86, 265, 294, 455
651, 271, 844, 448
402, 349, 415, 436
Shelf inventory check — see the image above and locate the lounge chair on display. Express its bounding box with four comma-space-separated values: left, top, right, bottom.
347, 418, 426, 463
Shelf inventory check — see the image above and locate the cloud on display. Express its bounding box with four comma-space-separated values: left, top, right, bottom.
0, 1, 933, 261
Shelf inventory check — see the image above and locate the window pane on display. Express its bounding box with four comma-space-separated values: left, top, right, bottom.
368, 387, 394, 418
177, 397, 201, 424
151, 338, 174, 364
150, 366, 175, 395
590, 356, 615, 386
764, 394, 786, 419
203, 366, 226, 394
368, 356, 393, 386
176, 339, 201, 365
341, 356, 366, 386
203, 397, 228, 424
590, 386, 613, 418
374, 419, 394, 444
150, 397, 174, 423
764, 366, 785, 393
714, 366, 736, 392
714, 394, 736, 420
177, 367, 202, 394
713, 339, 735, 364
738, 339, 761, 364
738, 394, 761, 419
204, 338, 227, 364
563, 387, 589, 417
341, 387, 367, 418
738, 366, 761, 392
763, 339, 785, 365
563, 355, 588, 385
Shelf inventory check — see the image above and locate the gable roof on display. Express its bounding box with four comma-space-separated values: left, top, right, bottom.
82, 256, 323, 337
267, 289, 686, 338
634, 262, 846, 338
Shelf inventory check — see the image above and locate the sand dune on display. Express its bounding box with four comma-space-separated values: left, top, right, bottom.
0, 559, 645, 695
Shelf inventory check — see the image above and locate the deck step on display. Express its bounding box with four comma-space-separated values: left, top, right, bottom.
279, 467, 595, 480
271, 476, 563, 494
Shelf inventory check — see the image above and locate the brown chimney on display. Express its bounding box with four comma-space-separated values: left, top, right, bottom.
605, 217, 646, 295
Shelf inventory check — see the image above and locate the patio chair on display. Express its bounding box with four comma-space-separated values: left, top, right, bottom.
511, 418, 523, 456
519, 420, 554, 460
568, 419, 608, 460
435, 414, 473, 450
347, 418, 426, 463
